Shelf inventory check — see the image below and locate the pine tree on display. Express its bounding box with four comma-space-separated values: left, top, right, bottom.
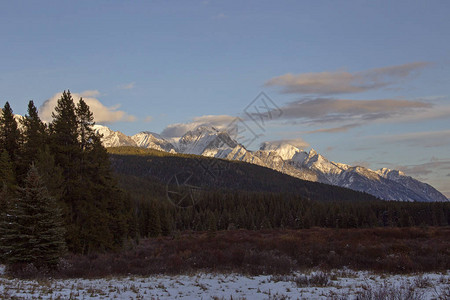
0, 165, 66, 268
0, 102, 21, 165
48, 92, 130, 253
76, 98, 95, 152
148, 201, 162, 237
0, 150, 16, 190
34, 146, 64, 200
160, 207, 173, 236
49, 91, 84, 252
49, 91, 80, 175
20, 101, 47, 168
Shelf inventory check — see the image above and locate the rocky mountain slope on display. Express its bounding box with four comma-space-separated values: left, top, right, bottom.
97, 124, 448, 202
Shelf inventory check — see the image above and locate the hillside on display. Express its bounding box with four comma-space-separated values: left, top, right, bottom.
108, 146, 381, 204
96, 125, 448, 202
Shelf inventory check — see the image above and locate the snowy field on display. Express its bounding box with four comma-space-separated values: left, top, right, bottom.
0, 266, 448, 299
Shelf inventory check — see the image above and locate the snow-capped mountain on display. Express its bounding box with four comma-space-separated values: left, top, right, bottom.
97, 124, 448, 202
131, 131, 177, 153
93, 125, 137, 148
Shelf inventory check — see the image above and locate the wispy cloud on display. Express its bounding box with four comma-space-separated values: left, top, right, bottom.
161, 114, 235, 138
394, 160, 450, 177
260, 138, 309, 150
372, 130, 450, 148
39, 91, 136, 124
302, 123, 362, 134
265, 62, 430, 95
144, 116, 153, 123
118, 82, 135, 90
278, 97, 430, 126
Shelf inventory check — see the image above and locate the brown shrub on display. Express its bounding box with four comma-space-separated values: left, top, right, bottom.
14, 227, 448, 278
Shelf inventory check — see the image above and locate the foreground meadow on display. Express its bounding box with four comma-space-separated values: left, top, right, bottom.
0, 268, 448, 299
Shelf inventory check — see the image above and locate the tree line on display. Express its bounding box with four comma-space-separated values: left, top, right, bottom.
0, 91, 132, 270
109, 151, 449, 238
0, 92, 448, 271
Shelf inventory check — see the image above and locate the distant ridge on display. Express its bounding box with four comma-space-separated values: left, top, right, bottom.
95, 124, 448, 202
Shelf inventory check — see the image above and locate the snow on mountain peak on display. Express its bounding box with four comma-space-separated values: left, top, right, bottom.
93, 124, 137, 148
377, 168, 406, 178
131, 131, 176, 152
259, 141, 301, 161
94, 123, 448, 202
309, 148, 318, 157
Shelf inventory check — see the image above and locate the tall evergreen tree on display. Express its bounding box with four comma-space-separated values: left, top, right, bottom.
49, 91, 84, 251
34, 146, 64, 200
20, 101, 47, 167
0, 165, 66, 268
0, 150, 16, 190
48, 92, 130, 253
76, 98, 95, 152
49, 91, 80, 177
148, 201, 162, 237
0, 102, 21, 164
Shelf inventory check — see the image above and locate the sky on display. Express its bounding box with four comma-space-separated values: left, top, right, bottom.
1, 1, 449, 197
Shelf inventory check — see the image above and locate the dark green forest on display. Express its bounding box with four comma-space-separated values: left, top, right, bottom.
0, 93, 449, 271
109, 147, 449, 238
0, 92, 131, 268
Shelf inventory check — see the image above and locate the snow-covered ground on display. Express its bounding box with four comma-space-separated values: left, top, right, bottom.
0, 268, 448, 299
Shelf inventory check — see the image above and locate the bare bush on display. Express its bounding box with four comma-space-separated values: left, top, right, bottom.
356, 281, 424, 300
413, 274, 432, 288
270, 272, 331, 287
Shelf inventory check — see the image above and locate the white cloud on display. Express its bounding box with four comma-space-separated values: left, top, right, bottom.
278, 97, 431, 126
161, 114, 235, 138
144, 116, 153, 123
373, 130, 450, 148
265, 62, 430, 95
79, 90, 100, 97
260, 138, 309, 150
39, 91, 136, 124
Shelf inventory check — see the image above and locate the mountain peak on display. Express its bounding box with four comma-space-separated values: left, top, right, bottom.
95, 123, 448, 202
309, 148, 318, 156
259, 141, 300, 161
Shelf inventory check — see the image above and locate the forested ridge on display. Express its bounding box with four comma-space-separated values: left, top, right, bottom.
0, 93, 448, 274
109, 147, 449, 237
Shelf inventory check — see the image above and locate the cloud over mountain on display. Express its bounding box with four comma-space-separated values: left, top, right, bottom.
379, 130, 450, 148
161, 114, 235, 138
265, 62, 430, 95
278, 97, 430, 125
39, 91, 136, 124
260, 138, 309, 149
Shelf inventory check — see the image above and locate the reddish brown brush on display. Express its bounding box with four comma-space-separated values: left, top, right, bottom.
11, 227, 450, 278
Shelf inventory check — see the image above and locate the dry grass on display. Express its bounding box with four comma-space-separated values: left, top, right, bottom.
7, 227, 450, 278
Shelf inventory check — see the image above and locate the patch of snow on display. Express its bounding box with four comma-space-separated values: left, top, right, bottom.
0, 269, 448, 299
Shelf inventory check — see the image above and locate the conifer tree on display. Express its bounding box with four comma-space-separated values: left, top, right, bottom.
0, 151, 15, 242
49, 91, 84, 252
49, 91, 80, 178
0, 165, 66, 268
160, 207, 173, 236
76, 98, 95, 152
20, 101, 47, 167
48, 92, 130, 253
0, 150, 16, 190
34, 146, 64, 200
148, 201, 162, 237
0, 102, 21, 164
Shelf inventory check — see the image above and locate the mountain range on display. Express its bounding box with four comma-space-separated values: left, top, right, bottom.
94, 124, 449, 202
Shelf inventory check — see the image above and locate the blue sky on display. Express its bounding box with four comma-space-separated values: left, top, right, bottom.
1, 1, 449, 197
